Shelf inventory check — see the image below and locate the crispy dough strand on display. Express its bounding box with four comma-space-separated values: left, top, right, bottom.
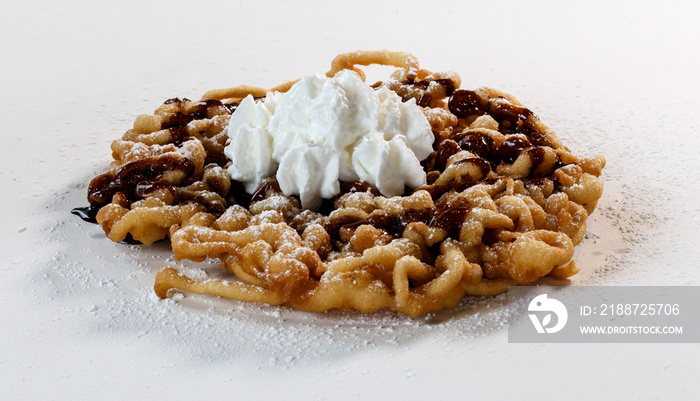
154, 267, 285, 304
201, 50, 462, 102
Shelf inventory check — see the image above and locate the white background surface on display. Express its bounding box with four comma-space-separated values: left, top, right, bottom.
2, 0, 699, 399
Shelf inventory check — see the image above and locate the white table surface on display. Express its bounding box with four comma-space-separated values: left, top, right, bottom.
2, 1, 699, 399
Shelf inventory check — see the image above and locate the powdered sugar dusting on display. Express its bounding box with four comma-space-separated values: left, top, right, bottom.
31, 155, 650, 369
29, 171, 518, 368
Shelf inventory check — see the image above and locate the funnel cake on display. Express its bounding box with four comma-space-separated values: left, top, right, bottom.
76, 50, 605, 317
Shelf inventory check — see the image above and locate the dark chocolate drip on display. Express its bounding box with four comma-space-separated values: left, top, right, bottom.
490, 101, 533, 127
498, 136, 531, 164
250, 179, 282, 203
429, 206, 470, 236
71, 206, 100, 224
135, 181, 180, 202
323, 213, 368, 240
338, 181, 381, 196
119, 233, 143, 245
188, 99, 224, 119
434, 78, 456, 96
161, 113, 195, 129
454, 158, 492, 178
453, 131, 497, 165
527, 147, 546, 169
228, 180, 251, 209
432, 139, 462, 171
448, 90, 487, 118
87, 155, 195, 208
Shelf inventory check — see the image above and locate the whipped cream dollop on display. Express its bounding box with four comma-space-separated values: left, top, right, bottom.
224, 69, 433, 210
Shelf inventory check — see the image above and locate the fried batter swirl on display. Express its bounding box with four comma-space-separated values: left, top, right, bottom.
80, 50, 605, 317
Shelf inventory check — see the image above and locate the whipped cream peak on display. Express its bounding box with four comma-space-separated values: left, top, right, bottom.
224, 69, 433, 210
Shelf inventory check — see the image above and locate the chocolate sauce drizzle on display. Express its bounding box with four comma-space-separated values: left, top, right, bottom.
76, 84, 563, 250
71, 206, 100, 224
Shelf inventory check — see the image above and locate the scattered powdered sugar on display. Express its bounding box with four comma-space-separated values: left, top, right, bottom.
30, 172, 517, 368
86, 290, 509, 366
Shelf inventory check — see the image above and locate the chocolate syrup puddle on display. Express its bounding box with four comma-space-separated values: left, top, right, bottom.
71, 206, 99, 224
